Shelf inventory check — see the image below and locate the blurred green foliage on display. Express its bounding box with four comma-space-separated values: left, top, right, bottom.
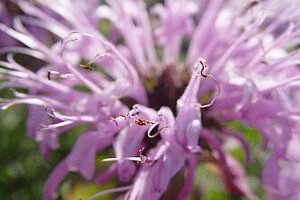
0, 104, 47, 200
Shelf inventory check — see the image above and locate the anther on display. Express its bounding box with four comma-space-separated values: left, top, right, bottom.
45, 70, 74, 81
60, 32, 78, 54
46, 71, 51, 80
46, 71, 59, 80
138, 147, 151, 164
134, 118, 155, 126
199, 59, 208, 78
193, 58, 221, 108
80, 53, 106, 71
193, 58, 208, 78
111, 115, 129, 128
242, 0, 260, 13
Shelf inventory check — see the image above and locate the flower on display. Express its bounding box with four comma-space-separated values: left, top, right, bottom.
1, 0, 300, 200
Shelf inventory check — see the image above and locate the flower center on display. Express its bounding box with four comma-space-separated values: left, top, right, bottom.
145, 65, 190, 114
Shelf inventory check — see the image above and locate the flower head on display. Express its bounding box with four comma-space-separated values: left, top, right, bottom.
1, 0, 300, 199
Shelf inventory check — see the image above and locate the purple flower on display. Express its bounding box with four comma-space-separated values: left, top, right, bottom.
1, 0, 300, 200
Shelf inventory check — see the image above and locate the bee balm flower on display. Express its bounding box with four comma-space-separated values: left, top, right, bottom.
0, 0, 299, 200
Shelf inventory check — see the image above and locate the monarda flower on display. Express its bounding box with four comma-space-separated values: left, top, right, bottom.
0, 0, 299, 199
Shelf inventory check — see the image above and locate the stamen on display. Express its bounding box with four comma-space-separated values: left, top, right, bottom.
45, 108, 95, 122
129, 105, 140, 118
101, 157, 141, 162
46, 70, 74, 81
86, 185, 132, 200
46, 71, 51, 80
111, 106, 140, 124
79, 53, 107, 71
147, 123, 170, 138
60, 32, 78, 54
110, 115, 129, 128
54, 31, 142, 93
41, 120, 73, 130
249, 0, 259, 8
0, 98, 47, 110
147, 123, 159, 138
193, 58, 220, 108
46, 71, 60, 80
138, 147, 151, 163
193, 58, 208, 77
79, 64, 93, 71
101, 148, 153, 165
118, 106, 157, 126
134, 118, 155, 126
199, 59, 208, 78
242, 0, 260, 13
198, 75, 220, 108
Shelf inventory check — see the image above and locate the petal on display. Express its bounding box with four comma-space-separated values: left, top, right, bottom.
262, 153, 280, 190
128, 142, 185, 199
43, 159, 68, 200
